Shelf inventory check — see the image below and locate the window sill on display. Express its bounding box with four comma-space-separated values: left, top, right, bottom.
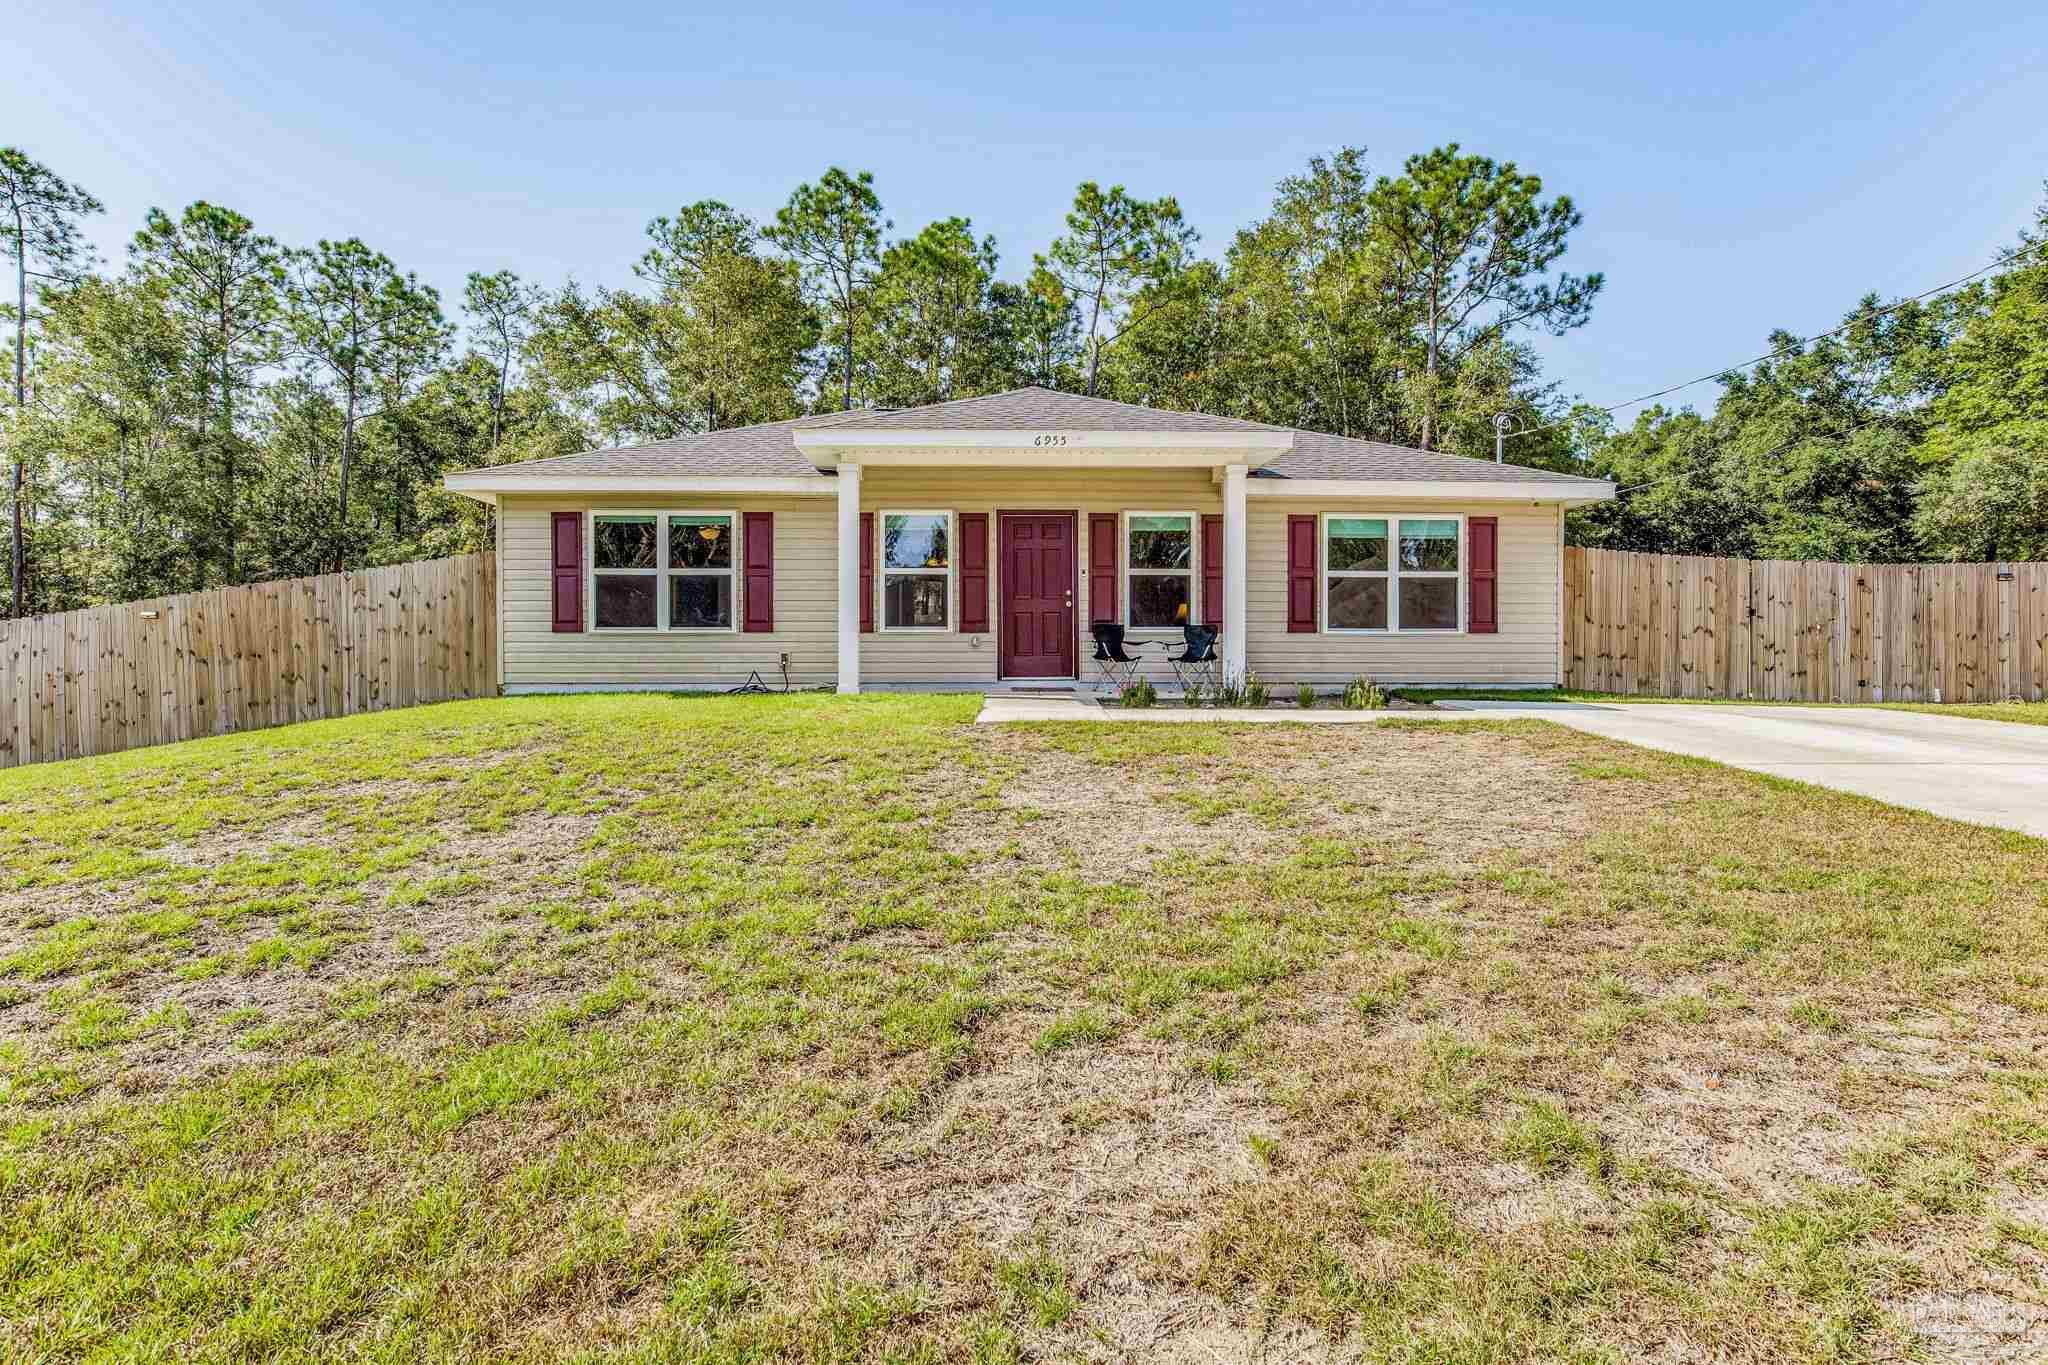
1322, 628, 1467, 637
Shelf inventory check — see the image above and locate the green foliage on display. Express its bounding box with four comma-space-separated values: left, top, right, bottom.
1341, 676, 1387, 710
866, 217, 1021, 406
530, 203, 815, 442
1295, 682, 1316, 709
1039, 181, 1197, 396
1575, 208, 2048, 563
1, 147, 105, 614
1363, 143, 1603, 452
1912, 430, 2048, 560
1118, 677, 1157, 709
765, 167, 886, 413
10, 142, 2048, 617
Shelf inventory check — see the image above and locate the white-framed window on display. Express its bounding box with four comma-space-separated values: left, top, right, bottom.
1322, 513, 1463, 633
666, 511, 737, 630
590, 509, 738, 631
591, 512, 659, 630
879, 510, 953, 631
1124, 510, 1196, 629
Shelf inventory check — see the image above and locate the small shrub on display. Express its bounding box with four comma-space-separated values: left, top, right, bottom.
1342, 676, 1388, 710
1182, 681, 1206, 708
1241, 672, 1270, 708
1119, 677, 1157, 708
1295, 682, 1316, 709
1213, 675, 1244, 708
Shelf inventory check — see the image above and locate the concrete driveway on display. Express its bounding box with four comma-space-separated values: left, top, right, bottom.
1439, 701, 2048, 839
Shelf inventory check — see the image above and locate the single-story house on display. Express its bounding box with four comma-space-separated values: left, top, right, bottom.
443, 387, 1614, 693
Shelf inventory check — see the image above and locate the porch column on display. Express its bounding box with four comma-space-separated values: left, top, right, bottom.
836, 462, 862, 694
1222, 462, 1248, 682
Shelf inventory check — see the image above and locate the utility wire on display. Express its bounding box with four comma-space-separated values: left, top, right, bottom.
1517, 238, 2045, 441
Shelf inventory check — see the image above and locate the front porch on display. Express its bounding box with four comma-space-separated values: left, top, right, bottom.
827, 458, 1253, 696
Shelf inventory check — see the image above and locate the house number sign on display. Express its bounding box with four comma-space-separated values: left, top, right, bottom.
1032, 433, 1069, 447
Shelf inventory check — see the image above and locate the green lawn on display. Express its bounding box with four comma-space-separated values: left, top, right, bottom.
1395, 687, 2048, 725
2, 695, 2045, 1361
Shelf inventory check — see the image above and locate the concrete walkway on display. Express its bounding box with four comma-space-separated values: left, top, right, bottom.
973, 695, 1416, 724
973, 695, 2048, 838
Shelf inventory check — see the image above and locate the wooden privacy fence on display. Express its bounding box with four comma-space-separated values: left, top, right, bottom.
0, 552, 497, 769
1564, 547, 2048, 703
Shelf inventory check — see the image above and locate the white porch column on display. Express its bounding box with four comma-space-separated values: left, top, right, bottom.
1222, 462, 1248, 683
836, 462, 862, 694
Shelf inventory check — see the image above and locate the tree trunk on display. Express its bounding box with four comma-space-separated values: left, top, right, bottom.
1421, 279, 1440, 451
842, 290, 854, 411
1083, 287, 1105, 397
491, 351, 507, 450
706, 299, 719, 432
11, 212, 25, 617
339, 388, 355, 532
220, 329, 236, 584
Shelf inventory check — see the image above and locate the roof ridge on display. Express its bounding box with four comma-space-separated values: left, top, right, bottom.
1035, 387, 1291, 432
815, 386, 1295, 434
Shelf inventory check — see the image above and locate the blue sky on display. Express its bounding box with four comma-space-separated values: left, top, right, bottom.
10, 0, 2047, 422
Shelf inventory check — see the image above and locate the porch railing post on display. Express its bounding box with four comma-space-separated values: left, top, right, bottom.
1222, 462, 1248, 682
837, 462, 862, 694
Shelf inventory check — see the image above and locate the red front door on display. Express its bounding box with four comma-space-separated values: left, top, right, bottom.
999, 513, 1077, 678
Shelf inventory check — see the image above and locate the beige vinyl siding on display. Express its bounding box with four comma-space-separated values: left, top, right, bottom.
499, 494, 838, 688
1244, 500, 1561, 687
500, 479, 1567, 690
859, 467, 1219, 686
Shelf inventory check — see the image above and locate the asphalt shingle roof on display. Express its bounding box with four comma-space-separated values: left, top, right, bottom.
802, 386, 1291, 434
472, 417, 824, 479
1260, 429, 1610, 486
472, 388, 1610, 488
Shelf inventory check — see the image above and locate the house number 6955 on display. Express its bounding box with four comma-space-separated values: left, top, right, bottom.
1032, 433, 1068, 447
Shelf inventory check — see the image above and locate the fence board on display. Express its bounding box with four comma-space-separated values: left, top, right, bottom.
0, 553, 497, 769
1562, 550, 2042, 704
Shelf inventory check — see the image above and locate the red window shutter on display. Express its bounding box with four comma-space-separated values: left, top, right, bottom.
859, 512, 875, 634
1088, 513, 1119, 623
1468, 516, 1498, 634
1201, 514, 1223, 627
742, 511, 774, 633
1286, 514, 1317, 633
551, 511, 583, 633
958, 513, 989, 633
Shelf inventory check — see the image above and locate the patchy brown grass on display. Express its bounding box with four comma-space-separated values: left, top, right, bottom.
1, 694, 2044, 1362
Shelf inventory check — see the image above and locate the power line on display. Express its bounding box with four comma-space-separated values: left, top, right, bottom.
1518, 238, 2044, 441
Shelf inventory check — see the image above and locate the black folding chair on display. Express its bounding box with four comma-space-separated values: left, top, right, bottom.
1165, 625, 1222, 695
1089, 622, 1151, 692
